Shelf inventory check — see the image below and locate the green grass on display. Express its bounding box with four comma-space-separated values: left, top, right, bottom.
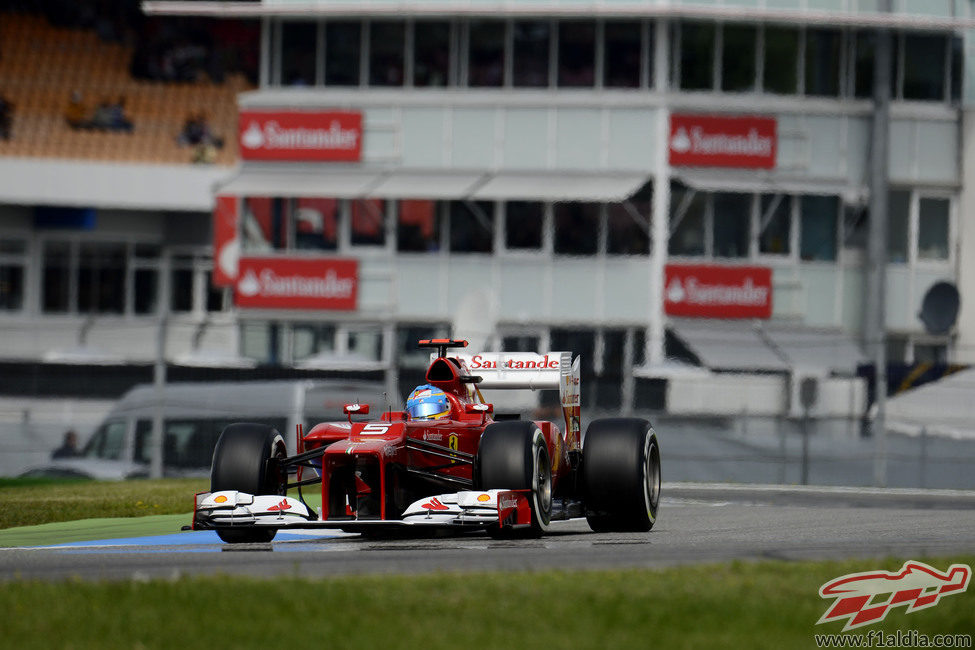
1, 557, 972, 649
0, 478, 208, 530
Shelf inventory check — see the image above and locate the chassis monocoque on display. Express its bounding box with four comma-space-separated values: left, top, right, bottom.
193, 340, 661, 542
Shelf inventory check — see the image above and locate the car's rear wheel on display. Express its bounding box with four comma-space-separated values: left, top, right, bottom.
476, 421, 552, 537
583, 418, 660, 533
210, 423, 286, 543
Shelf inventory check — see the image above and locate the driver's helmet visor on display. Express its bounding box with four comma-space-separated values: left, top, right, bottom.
407, 387, 450, 420
410, 399, 448, 419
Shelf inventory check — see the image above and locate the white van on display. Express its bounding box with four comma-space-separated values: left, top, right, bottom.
21, 379, 387, 480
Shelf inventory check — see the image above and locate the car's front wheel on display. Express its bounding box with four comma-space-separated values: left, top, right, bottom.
476, 421, 553, 536
210, 423, 286, 543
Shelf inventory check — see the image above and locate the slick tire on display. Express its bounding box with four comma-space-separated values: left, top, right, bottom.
475, 421, 553, 537
583, 418, 660, 533
210, 423, 287, 543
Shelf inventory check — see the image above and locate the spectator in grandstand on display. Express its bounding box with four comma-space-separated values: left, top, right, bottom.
178, 112, 223, 148
91, 97, 133, 132
65, 91, 91, 130
107, 96, 134, 132
0, 94, 12, 140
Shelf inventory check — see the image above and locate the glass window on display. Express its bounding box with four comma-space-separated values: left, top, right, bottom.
42, 241, 71, 313
449, 201, 494, 253
281, 21, 317, 86
369, 21, 406, 86
505, 201, 543, 250
414, 21, 450, 87
712, 193, 751, 258
170, 256, 195, 313
348, 328, 384, 361
397, 200, 440, 252
679, 22, 715, 90
0, 264, 23, 311
205, 272, 226, 312
293, 198, 339, 250
764, 27, 799, 94
241, 321, 273, 364
134, 419, 152, 464
722, 24, 757, 93
608, 187, 651, 255
351, 199, 387, 246
502, 334, 541, 352
888, 190, 910, 264
669, 186, 706, 256
759, 194, 791, 255
799, 195, 839, 262
842, 205, 868, 252
325, 21, 362, 86
918, 197, 949, 260
134, 268, 158, 314
78, 243, 125, 314
513, 21, 551, 87
0, 238, 26, 312
854, 30, 875, 99
83, 420, 126, 461
903, 33, 946, 101
554, 203, 600, 256
558, 21, 595, 87
805, 28, 841, 96
951, 35, 963, 103
242, 197, 275, 252
292, 323, 337, 361
603, 21, 642, 88
468, 20, 505, 87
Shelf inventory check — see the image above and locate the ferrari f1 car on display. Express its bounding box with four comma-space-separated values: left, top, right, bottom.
192, 339, 661, 542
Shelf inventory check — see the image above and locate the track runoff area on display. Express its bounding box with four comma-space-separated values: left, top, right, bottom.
3, 483, 974, 582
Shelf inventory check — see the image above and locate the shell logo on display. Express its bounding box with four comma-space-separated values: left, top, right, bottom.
214, 495, 228, 504
477, 494, 491, 502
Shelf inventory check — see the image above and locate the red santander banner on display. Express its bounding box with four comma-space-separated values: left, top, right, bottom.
235, 257, 358, 310
212, 195, 239, 288
670, 114, 776, 169
665, 264, 772, 319
239, 111, 362, 162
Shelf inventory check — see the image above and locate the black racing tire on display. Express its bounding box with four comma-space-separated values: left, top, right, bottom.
583, 418, 660, 533
210, 423, 287, 543
475, 421, 553, 537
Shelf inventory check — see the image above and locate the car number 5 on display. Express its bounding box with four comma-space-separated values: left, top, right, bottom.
361, 423, 391, 435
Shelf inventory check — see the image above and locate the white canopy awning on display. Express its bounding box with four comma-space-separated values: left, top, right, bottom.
763, 324, 867, 375
217, 165, 384, 198
669, 319, 789, 373
470, 171, 650, 202
218, 165, 649, 202
675, 169, 868, 203
887, 368, 975, 439
669, 319, 866, 375
366, 171, 487, 200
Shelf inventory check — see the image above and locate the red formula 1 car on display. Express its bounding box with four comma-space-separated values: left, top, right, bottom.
192, 339, 661, 542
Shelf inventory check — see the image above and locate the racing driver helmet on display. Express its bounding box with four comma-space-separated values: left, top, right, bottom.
406, 384, 450, 420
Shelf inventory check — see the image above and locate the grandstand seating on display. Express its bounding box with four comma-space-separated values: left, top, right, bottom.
0, 13, 247, 165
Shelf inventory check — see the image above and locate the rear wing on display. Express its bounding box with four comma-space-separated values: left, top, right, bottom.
440, 352, 582, 451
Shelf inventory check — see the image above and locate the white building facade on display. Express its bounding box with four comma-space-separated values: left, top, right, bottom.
3, 0, 975, 417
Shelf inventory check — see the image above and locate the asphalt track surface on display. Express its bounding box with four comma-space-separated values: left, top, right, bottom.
2, 483, 974, 582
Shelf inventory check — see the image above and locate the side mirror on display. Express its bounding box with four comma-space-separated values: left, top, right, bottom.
464, 403, 493, 415
343, 403, 370, 415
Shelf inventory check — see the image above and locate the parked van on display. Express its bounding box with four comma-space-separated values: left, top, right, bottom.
21, 380, 387, 480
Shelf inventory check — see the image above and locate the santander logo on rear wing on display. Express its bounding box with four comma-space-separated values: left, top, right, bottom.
440, 351, 582, 452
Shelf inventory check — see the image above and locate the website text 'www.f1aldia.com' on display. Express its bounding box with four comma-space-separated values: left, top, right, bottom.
815, 630, 972, 648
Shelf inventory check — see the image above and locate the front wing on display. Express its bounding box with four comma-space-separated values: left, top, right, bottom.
192, 489, 535, 533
